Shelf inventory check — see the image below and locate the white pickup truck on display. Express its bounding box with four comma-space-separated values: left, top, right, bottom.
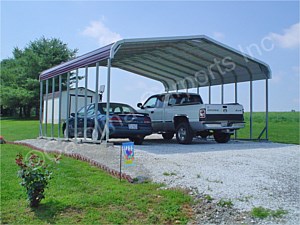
137, 93, 245, 144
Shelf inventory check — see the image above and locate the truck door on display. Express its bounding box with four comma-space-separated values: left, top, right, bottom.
141, 95, 165, 132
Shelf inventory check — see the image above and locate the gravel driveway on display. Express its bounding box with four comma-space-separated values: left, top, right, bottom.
18, 135, 300, 224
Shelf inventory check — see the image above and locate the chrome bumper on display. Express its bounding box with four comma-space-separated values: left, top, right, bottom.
202, 122, 245, 130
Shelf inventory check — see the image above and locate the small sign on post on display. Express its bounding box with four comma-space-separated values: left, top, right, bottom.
122, 142, 135, 166
119, 142, 135, 181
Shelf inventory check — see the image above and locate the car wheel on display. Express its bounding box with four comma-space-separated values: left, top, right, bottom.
213, 132, 231, 143
129, 136, 144, 145
176, 122, 193, 144
162, 132, 174, 140
62, 124, 73, 138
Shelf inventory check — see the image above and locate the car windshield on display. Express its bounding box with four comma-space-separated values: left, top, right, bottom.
77, 104, 96, 117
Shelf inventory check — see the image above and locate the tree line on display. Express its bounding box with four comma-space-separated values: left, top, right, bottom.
0, 37, 78, 118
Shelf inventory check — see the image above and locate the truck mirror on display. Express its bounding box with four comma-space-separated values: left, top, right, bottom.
137, 103, 143, 108
70, 113, 75, 117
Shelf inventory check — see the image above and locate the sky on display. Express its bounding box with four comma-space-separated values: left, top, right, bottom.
1, 0, 299, 112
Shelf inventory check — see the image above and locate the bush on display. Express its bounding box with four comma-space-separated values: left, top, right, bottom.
15, 152, 60, 207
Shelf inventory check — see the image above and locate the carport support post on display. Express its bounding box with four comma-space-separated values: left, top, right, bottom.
65, 73, 70, 140
84, 66, 88, 141
105, 58, 112, 143
266, 78, 269, 140
250, 80, 253, 139
74, 69, 79, 142
234, 81, 238, 139
208, 85, 211, 104
221, 84, 224, 104
39, 81, 43, 137
51, 77, 55, 139
94, 63, 100, 142
45, 79, 49, 137
58, 75, 62, 139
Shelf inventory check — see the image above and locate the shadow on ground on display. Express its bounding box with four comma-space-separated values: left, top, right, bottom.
109, 135, 289, 155
32, 200, 83, 224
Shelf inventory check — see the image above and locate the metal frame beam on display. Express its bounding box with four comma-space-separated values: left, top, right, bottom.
105, 58, 112, 143
94, 63, 100, 142
51, 77, 55, 139
74, 69, 79, 142
39, 81, 43, 137
250, 79, 253, 139
266, 78, 269, 140
84, 66, 88, 141
65, 72, 70, 140
45, 79, 49, 136
58, 75, 62, 139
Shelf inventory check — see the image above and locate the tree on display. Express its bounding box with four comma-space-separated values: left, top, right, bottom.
0, 37, 78, 117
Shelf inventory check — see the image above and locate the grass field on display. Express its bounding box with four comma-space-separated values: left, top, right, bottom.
1, 112, 299, 144
238, 112, 299, 145
1, 144, 192, 224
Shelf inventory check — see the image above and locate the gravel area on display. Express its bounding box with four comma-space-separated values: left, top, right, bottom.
17, 135, 300, 224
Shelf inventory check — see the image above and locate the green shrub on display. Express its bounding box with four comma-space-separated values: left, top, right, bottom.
15, 152, 60, 207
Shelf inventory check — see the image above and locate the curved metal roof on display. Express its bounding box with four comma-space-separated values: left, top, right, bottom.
40, 35, 271, 91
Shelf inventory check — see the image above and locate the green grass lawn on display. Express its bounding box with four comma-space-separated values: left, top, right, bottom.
237, 112, 299, 145
0, 118, 62, 141
1, 144, 192, 224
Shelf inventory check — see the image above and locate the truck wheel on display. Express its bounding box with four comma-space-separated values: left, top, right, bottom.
162, 132, 174, 140
129, 136, 144, 145
213, 132, 231, 143
176, 122, 193, 144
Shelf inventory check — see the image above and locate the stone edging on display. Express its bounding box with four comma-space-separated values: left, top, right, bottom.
9, 141, 134, 183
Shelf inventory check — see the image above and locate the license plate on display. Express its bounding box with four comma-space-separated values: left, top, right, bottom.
128, 124, 138, 130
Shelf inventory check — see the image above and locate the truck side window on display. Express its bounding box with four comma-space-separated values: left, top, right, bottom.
144, 95, 165, 108
143, 96, 158, 108
156, 95, 165, 108
168, 95, 178, 105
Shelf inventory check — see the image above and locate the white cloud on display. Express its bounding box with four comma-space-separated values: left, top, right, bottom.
268, 23, 300, 49
81, 20, 122, 47
212, 31, 225, 40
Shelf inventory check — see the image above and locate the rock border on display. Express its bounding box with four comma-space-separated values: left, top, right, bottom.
9, 141, 134, 183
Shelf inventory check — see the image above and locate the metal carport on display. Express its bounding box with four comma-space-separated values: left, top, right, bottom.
39, 35, 271, 143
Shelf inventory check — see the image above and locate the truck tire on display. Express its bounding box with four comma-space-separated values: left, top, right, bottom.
213, 132, 231, 143
176, 122, 193, 144
162, 132, 174, 140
